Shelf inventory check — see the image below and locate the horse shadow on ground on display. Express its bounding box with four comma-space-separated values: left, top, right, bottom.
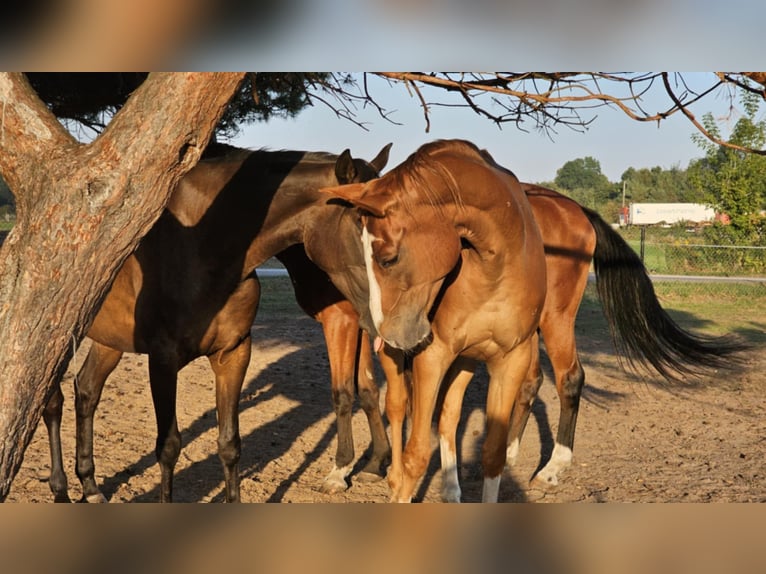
93, 302, 752, 503
94, 318, 529, 502
98, 318, 346, 502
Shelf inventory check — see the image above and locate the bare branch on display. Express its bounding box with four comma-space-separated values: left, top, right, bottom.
662, 72, 766, 155
407, 79, 431, 133
370, 72, 766, 155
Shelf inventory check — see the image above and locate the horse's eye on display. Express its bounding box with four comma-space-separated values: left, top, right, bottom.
378, 254, 399, 269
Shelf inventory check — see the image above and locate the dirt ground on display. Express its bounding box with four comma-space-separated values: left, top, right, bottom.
7, 290, 766, 503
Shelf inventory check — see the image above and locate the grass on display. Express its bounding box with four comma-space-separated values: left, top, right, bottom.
257, 274, 765, 349
256, 275, 304, 319
580, 282, 765, 346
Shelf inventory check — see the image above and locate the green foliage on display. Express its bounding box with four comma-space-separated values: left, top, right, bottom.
553, 156, 621, 220
620, 164, 699, 203
216, 73, 335, 138
555, 156, 609, 191
688, 87, 766, 237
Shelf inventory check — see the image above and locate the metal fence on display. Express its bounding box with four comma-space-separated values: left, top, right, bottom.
622, 240, 766, 299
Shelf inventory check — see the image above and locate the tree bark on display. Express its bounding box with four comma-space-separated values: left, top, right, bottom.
0, 72, 245, 499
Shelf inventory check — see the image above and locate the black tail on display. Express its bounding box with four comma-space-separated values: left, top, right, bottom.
583, 207, 749, 382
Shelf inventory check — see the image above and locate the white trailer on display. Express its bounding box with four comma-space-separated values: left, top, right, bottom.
628, 203, 715, 226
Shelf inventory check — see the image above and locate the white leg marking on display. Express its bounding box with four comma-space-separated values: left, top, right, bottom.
482, 475, 501, 503
439, 435, 461, 503
321, 463, 353, 494
534, 443, 573, 486
361, 225, 384, 332
506, 437, 520, 467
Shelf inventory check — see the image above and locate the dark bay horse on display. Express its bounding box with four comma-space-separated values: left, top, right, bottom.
323, 139, 548, 502
42, 143, 391, 502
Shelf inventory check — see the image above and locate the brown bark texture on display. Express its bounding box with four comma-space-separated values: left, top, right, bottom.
0, 72, 245, 499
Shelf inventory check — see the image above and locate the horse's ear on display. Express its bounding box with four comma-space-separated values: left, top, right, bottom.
334, 149, 357, 184
371, 143, 392, 173
319, 183, 393, 217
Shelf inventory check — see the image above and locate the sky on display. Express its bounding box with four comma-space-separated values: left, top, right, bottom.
233, 73, 749, 184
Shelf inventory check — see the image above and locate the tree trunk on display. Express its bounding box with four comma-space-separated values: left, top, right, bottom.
0, 72, 245, 499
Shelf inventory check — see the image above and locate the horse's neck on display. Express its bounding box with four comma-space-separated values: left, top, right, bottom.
242, 166, 339, 270
169, 152, 339, 275
450, 200, 518, 267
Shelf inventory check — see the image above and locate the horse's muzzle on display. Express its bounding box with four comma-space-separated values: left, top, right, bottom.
379, 315, 432, 352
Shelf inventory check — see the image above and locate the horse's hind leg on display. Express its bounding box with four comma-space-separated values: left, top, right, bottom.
148, 355, 182, 503
74, 341, 123, 503
506, 343, 543, 467
355, 330, 390, 481
532, 317, 584, 487
208, 336, 250, 503
43, 383, 70, 502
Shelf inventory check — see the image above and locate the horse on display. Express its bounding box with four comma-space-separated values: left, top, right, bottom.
42, 142, 392, 502
321, 139, 549, 502
322, 139, 748, 502
435, 181, 748, 501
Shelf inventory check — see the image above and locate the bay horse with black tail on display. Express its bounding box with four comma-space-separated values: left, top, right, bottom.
436, 180, 748, 501
42, 143, 391, 502
323, 139, 548, 502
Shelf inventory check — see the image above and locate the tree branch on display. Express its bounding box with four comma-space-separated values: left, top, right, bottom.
371, 72, 766, 155
662, 72, 766, 155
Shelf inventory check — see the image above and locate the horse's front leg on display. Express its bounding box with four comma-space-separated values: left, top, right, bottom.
208, 336, 250, 503
482, 337, 536, 503
316, 304, 362, 494
506, 343, 543, 468
437, 358, 476, 503
42, 382, 70, 502
74, 341, 123, 503
355, 330, 390, 480
395, 345, 453, 503
148, 355, 181, 503
379, 345, 407, 499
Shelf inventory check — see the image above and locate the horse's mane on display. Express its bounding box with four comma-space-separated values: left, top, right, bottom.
382, 139, 490, 213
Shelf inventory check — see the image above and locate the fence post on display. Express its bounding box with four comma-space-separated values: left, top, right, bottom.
640, 225, 646, 263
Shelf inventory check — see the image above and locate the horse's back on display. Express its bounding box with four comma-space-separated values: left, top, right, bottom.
523, 184, 597, 265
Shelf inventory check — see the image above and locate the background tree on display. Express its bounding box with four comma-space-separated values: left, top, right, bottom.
620, 165, 698, 204
553, 156, 619, 219
688, 88, 766, 244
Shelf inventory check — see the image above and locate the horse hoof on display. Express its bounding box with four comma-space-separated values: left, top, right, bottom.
440, 487, 462, 503
531, 471, 559, 488
355, 470, 385, 484
319, 477, 349, 495
53, 493, 73, 503
80, 492, 109, 503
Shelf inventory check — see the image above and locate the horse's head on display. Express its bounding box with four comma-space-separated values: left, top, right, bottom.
300, 143, 392, 335
321, 177, 462, 351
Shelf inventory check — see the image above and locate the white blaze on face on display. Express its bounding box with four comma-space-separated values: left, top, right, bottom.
362, 224, 384, 332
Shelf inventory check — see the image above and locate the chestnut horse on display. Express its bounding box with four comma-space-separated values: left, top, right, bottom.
42, 143, 391, 502
323, 139, 548, 502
